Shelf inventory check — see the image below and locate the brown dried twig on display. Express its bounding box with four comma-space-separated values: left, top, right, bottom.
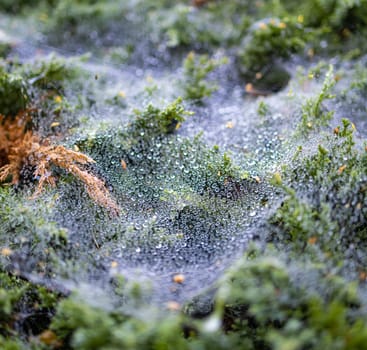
0, 113, 119, 215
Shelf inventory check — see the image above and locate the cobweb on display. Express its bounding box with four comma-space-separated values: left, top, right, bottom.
1, 11, 365, 311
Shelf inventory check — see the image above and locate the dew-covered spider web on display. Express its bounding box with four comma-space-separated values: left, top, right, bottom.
1, 11, 367, 312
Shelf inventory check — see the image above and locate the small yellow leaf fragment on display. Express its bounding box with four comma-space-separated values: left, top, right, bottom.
226, 121, 234, 129
245, 83, 254, 93
39, 13, 48, 22
297, 15, 304, 23
39, 330, 60, 346
175, 122, 181, 130
173, 274, 185, 284
187, 51, 195, 60
245, 84, 269, 96
54, 95, 62, 103
342, 28, 351, 38
111, 261, 118, 268
166, 301, 181, 311
337, 164, 347, 175
278, 22, 286, 29
259, 22, 267, 30
253, 176, 261, 183
50, 122, 60, 128
308, 236, 317, 245
121, 159, 127, 170
307, 48, 315, 58
118, 90, 126, 98
307, 122, 313, 129
359, 271, 367, 281
1, 247, 12, 257
273, 172, 282, 185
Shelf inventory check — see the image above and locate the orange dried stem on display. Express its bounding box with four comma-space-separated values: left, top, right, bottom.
0, 113, 119, 215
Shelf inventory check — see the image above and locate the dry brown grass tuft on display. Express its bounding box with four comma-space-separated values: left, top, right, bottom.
0, 113, 119, 215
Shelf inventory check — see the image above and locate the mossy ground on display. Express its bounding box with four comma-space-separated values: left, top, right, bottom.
1, 1, 367, 349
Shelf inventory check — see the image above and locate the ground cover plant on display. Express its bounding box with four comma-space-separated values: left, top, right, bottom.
1, 1, 367, 349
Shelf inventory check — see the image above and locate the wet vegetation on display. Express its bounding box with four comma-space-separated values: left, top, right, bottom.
1, 0, 367, 349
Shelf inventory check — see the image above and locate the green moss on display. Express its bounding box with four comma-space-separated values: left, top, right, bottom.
44, 0, 128, 47
51, 297, 188, 350
132, 98, 193, 136
0, 272, 59, 348
349, 63, 367, 92
283, 0, 367, 30
257, 100, 270, 117
0, 72, 29, 117
181, 52, 228, 101
0, 337, 24, 350
1, 1, 367, 349
270, 117, 367, 270
298, 65, 336, 135
215, 249, 367, 350
0, 274, 26, 319
21, 54, 88, 91
152, 1, 252, 49
237, 17, 309, 74
0, 43, 12, 59
0, 0, 54, 14
0, 188, 68, 256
